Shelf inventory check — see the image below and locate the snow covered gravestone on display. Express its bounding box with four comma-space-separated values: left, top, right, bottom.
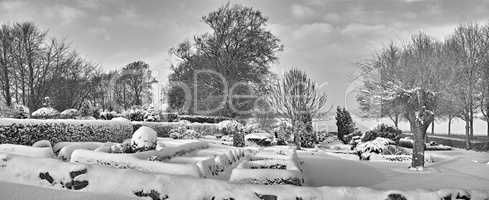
131, 126, 157, 152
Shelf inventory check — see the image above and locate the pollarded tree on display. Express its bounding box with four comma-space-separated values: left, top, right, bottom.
270, 69, 327, 149
360, 33, 442, 169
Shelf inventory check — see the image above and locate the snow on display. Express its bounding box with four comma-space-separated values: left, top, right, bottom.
354, 137, 394, 154
111, 117, 130, 123
0, 151, 487, 199
70, 149, 203, 177
245, 132, 274, 141
0, 144, 55, 158
56, 142, 104, 160
131, 126, 157, 151
31, 107, 59, 118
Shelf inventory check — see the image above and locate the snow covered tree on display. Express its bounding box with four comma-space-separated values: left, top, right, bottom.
359, 33, 442, 169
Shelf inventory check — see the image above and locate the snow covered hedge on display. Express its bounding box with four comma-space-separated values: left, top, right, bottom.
0, 153, 487, 200
0, 118, 133, 145
132, 121, 219, 137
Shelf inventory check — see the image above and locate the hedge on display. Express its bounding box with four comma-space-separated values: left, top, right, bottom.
178, 115, 230, 123
131, 121, 220, 137
0, 118, 133, 145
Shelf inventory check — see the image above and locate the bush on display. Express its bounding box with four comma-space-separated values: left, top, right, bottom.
0, 118, 133, 145
60, 109, 80, 119
272, 120, 293, 145
343, 130, 362, 144
301, 132, 316, 148
127, 109, 145, 121
99, 110, 117, 120
169, 122, 202, 139
143, 107, 161, 122
335, 107, 356, 143
362, 124, 402, 143
13, 104, 30, 119
31, 107, 59, 119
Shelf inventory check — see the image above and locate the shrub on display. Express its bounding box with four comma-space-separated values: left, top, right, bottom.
233, 130, 245, 147
60, 109, 80, 119
12, 104, 30, 119
160, 113, 178, 122
169, 122, 202, 139
335, 107, 356, 143
99, 111, 117, 120
272, 120, 293, 145
0, 118, 133, 145
217, 120, 243, 135
343, 130, 362, 144
127, 109, 145, 121
301, 132, 316, 148
362, 124, 402, 143
31, 107, 60, 119
354, 137, 394, 154
143, 107, 161, 122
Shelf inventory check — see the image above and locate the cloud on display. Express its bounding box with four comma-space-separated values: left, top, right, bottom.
290, 4, 315, 19
292, 23, 333, 39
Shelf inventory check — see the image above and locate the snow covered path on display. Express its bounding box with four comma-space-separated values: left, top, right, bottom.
0, 181, 132, 200
300, 149, 489, 190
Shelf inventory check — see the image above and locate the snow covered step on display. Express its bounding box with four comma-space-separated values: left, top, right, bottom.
54, 142, 104, 160
135, 141, 208, 161
167, 156, 218, 177
229, 168, 303, 186
70, 149, 202, 177
0, 144, 55, 158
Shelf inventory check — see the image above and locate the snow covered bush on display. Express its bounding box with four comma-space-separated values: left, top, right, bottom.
217, 120, 243, 135
0, 119, 133, 145
126, 108, 145, 121
31, 107, 59, 119
343, 130, 362, 145
273, 120, 293, 145
60, 109, 80, 119
362, 124, 402, 143
99, 110, 118, 120
131, 126, 158, 152
12, 104, 30, 119
143, 108, 161, 122
301, 132, 316, 148
245, 132, 274, 146
355, 137, 394, 155
169, 121, 202, 139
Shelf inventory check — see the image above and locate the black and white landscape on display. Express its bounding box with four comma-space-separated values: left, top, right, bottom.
0, 0, 488, 200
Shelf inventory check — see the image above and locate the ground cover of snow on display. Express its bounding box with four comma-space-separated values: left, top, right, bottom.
1, 151, 487, 200
300, 148, 489, 191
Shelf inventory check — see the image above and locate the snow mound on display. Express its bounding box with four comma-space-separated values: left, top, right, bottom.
70, 149, 202, 177
131, 126, 157, 151
56, 142, 104, 160
59, 109, 80, 119
31, 107, 59, 119
0, 144, 55, 158
111, 117, 131, 123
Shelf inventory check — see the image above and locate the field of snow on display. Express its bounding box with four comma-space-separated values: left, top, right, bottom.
301, 148, 489, 191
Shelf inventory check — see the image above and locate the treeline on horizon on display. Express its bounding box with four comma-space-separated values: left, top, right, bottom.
0, 22, 156, 114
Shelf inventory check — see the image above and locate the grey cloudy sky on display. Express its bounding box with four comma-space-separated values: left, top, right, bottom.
1, 0, 488, 107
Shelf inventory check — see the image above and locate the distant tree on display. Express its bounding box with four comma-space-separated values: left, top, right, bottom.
168, 3, 282, 117
0, 25, 13, 107
269, 69, 327, 149
119, 61, 156, 107
357, 44, 404, 128
335, 107, 356, 143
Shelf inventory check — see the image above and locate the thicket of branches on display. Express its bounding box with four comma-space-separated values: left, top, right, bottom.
0, 22, 155, 114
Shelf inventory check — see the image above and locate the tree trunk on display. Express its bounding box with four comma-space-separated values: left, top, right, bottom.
412, 122, 426, 169
465, 119, 471, 149
470, 109, 474, 138
447, 115, 452, 136
487, 119, 489, 138
431, 121, 435, 135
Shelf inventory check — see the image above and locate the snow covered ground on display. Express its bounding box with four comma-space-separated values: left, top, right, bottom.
301, 148, 489, 191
